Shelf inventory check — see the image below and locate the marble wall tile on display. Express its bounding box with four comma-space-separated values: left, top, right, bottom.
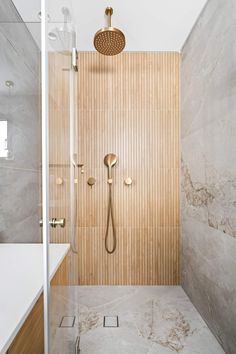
0, 168, 40, 243
0, 94, 40, 171
182, 219, 236, 353
0, 0, 40, 87
0, 1, 41, 243
181, 0, 236, 139
181, 0, 236, 353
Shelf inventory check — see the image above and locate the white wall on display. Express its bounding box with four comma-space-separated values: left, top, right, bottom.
13, 0, 208, 52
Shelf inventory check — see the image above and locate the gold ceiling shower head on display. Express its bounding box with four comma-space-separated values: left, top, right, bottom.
94, 7, 126, 56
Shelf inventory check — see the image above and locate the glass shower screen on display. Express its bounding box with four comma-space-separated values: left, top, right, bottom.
41, 0, 79, 352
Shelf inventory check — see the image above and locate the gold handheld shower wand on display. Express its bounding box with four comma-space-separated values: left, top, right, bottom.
104, 153, 118, 254
104, 153, 117, 182
106, 6, 113, 27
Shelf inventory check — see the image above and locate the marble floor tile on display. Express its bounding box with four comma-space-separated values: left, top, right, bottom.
51, 286, 225, 354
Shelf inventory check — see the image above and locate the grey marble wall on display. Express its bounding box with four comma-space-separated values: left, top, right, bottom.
0, 0, 41, 243
181, 0, 236, 353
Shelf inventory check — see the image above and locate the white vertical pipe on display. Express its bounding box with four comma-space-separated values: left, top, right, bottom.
41, 0, 50, 353
70, 63, 78, 260
70, 68, 75, 253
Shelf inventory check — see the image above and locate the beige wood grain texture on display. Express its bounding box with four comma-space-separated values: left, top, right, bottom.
7, 255, 68, 354
48, 53, 78, 284
7, 295, 44, 354
51, 253, 69, 286
48, 52, 181, 285
76, 52, 181, 285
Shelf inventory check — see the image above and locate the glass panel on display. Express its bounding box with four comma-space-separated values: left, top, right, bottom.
42, 0, 79, 352
0, 12, 41, 245
0, 1, 42, 353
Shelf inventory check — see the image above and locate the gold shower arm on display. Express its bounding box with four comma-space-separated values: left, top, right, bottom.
105, 7, 113, 27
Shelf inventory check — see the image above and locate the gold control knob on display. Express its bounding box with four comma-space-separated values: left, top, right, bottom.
87, 177, 96, 187
56, 177, 63, 185
124, 177, 133, 186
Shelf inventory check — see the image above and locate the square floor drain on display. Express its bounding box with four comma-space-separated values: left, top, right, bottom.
59, 316, 76, 328
103, 316, 119, 328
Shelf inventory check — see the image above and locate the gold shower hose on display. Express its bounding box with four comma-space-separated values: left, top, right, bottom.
105, 183, 117, 254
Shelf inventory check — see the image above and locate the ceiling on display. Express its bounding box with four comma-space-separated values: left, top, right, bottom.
13, 0, 208, 52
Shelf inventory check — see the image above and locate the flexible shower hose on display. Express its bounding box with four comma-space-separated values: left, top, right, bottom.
105, 183, 117, 254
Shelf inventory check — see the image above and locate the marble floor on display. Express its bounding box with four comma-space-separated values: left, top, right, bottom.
51, 286, 225, 354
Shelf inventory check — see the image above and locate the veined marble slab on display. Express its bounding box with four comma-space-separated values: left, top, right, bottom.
181, 0, 236, 352
50, 286, 225, 354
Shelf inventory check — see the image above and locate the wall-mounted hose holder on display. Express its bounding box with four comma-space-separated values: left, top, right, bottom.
104, 153, 118, 254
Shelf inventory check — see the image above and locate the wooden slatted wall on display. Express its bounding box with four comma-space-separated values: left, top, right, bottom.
76, 52, 181, 285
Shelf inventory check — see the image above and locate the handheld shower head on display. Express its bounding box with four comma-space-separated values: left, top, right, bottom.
104, 153, 118, 180
104, 153, 118, 254
94, 7, 125, 56
104, 153, 117, 168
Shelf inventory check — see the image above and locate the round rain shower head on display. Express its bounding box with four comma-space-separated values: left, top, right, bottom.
94, 7, 125, 56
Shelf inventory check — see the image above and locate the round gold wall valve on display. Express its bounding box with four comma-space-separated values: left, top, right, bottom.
87, 177, 96, 188
56, 177, 63, 185
124, 177, 133, 186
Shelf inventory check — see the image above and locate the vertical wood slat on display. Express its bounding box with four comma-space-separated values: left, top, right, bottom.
48, 53, 78, 285
76, 52, 180, 285
48, 52, 180, 285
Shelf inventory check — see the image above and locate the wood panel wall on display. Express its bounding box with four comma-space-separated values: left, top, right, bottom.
48, 52, 180, 285
48, 54, 78, 284
76, 52, 181, 285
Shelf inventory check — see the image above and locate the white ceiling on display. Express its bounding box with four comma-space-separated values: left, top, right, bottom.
13, 0, 208, 52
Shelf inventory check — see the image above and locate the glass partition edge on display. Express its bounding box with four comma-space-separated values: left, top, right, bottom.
41, 0, 50, 353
